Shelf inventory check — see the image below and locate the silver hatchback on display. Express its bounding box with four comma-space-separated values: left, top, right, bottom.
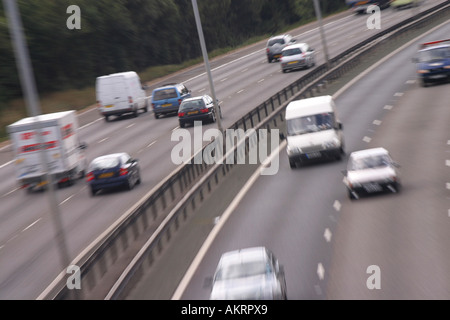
209, 247, 287, 300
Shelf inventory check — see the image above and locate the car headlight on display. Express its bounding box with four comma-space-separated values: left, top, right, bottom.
417, 70, 430, 74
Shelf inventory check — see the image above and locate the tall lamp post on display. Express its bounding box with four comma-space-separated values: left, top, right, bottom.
313, 0, 331, 68
3, 0, 72, 289
191, 0, 223, 133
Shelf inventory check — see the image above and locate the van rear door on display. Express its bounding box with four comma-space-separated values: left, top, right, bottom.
97, 75, 129, 111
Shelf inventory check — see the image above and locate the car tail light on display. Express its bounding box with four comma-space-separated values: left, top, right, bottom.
120, 167, 128, 176
178, 112, 186, 117
266, 48, 270, 53
128, 96, 133, 104
86, 172, 94, 182
200, 108, 209, 113
152, 103, 156, 108
178, 99, 182, 105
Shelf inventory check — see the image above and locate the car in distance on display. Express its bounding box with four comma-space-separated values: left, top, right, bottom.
209, 247, 287, 300
86, 152, 141, 196
266, 34, 296, 63
178, 95, 222, 128
391, 0, 422, 10
413, 39, 450, 87
342, 147, 401, 200
280, 43, 315, 73
151, 83, 191, 119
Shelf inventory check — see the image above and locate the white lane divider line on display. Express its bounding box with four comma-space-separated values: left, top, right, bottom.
1, 187, 20, 198
333, 200, 341, 212
98, 137, 108, 144
60, 194, 74, 206
384, 105, 393, 110
147, 141, 157, 148
237, 89, 245, 94
363, 136, 372, 143
317, 263, 325, 280
257, 78, 265, 83
394, 92, 404, 97
324, 228, 332, 243
0, 160, 14, 169
373, 120, 382, 126
22, 218, 41, 232
126, 123, 135, 129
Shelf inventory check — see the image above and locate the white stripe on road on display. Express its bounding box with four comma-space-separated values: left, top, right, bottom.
22, 218, 41, 232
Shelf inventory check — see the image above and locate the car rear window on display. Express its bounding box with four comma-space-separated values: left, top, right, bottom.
215, 261, 268, 281
282, 48, 302, 56
153, 88, 178, 100
89, 157, 120, 171
179, 99, 205, 111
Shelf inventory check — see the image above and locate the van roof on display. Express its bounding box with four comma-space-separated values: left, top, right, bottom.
96, 71, 138, 80
285, 95, 334, 120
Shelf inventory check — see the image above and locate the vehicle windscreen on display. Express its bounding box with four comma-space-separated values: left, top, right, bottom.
418, 47, 450, 63
348, 155, 390, 171
153, 88, 177, 100
215, 261, 269, 281
179, 100, 205, 111
268, 39, 284, 46
89, 157, 120, 171
282, 48, 302, 56
287, 113, 335, 136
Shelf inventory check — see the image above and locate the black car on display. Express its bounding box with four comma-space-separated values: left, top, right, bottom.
86, 152, 141, 196
177, 95, 222, 128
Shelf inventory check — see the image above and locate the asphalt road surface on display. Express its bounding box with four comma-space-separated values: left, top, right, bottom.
0, 0, 446, 299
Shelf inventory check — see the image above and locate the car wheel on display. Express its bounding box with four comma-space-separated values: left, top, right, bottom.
210, 111, 216, 123
420, 79, 428, 87
104, 115, 110, 122
282, 68, 287, 73
126, 178, 134, 190
268, 57, 272, 63
136, 174, 141, 185
348, 189, 357, 200
179, 121, 185, 128
154, 113, 160, 119
90, 187, 97, 196
289, 159, 296, 169
133, 108, 139, 117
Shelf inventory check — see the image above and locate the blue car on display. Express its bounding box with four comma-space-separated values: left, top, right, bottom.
151, 83, 191, 119
414, 39, 450, 87
86, 153, 141, 196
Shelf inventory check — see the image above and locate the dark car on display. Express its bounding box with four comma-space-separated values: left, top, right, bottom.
413, 39, 450, 87
177, 95, 222, 128
86, 152, 141, 196
151, 83, 191, 119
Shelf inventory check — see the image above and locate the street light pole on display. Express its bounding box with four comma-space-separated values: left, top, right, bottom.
313, 0, 331, 68
3, 0, 72, 284
191, 0, 223, 133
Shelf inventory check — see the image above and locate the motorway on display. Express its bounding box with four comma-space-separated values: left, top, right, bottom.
175, 18, 450, 299
0, 0, 447, 299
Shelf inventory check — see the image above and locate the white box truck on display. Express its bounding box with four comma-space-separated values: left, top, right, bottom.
96, 71, 149, 122
7, 110, 88, 191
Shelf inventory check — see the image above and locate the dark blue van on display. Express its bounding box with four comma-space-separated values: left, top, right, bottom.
151, 83, 191, 119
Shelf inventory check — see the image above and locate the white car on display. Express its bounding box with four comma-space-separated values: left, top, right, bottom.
343, 148, 401, 200
280, 43, 315, 73
209, 247, 287, 300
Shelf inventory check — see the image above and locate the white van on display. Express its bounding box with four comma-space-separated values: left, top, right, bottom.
96, 71, 148, 122
285, 95, 345, 168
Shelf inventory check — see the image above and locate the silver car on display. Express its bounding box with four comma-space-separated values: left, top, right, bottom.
342, 147, 401, 200
280, 43, 315, 73
209, 247, 287, 300
266, 34, 296, 63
